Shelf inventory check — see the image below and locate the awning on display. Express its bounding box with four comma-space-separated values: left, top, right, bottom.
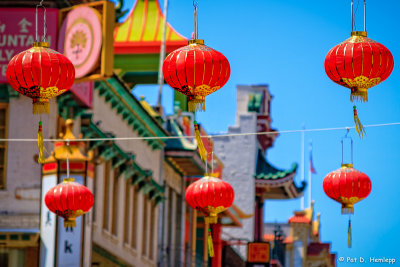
0, 229, 39, 247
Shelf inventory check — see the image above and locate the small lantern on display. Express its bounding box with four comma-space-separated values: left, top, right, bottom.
323, 165, 372, 215
45, 178, 94, 228
185, 175, 235, 224
185, 175, 234, 257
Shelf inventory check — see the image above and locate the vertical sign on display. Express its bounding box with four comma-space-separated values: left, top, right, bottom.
40, 175, 57, 267
0, 8, 58, 83
56, 174, 84, 267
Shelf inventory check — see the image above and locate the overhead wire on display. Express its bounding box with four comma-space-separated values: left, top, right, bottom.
0, 122, 399, 142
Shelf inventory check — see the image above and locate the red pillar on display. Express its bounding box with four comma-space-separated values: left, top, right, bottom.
211, 224, 222, 267
254, 196, 264, 241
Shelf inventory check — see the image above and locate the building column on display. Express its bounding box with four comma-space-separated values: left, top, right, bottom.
254, 196, 264, 242
211, 224, 222, 267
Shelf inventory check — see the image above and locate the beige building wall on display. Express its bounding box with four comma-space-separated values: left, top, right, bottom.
0, 96, 57, 225
91, 90, 161, 267
91, 91, 162, 182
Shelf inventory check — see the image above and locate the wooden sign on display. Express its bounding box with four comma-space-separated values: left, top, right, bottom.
247, 242, 270, 263
58, 1, 115, 82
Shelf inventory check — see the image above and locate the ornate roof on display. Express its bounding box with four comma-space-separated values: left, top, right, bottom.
255, 151, 297, 180
255, 150, 305, 199
288, 211, 311, 224
114, 0, 187, 54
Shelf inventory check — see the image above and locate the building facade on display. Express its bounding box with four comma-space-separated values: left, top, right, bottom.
213, 85, 305, 262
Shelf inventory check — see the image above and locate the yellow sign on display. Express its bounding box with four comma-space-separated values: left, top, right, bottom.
248, 242, 270, 263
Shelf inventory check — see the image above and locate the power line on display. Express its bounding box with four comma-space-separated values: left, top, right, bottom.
1, 122, 400, 143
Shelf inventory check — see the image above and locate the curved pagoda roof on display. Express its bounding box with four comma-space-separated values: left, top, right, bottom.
255, 150, 305, 200
114, 0, 188, 54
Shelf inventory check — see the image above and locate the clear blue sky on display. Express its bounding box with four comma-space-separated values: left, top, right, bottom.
116, 0, 400, 265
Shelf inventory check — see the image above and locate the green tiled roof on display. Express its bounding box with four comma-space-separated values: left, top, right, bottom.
94, 74, 168, 150
255, 150, 298, 180
165, 118, 197, 151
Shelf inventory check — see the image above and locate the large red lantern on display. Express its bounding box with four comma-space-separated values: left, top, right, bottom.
163, 39, 230, 112
324, 0, 394, 138
45, 178, 94, 229
6, 42, 75, 114
324, 31, 394, 103
6, 41, 75, 163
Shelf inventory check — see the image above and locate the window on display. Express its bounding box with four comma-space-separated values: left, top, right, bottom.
0, 103, 8, 189
124, 179, 131, 244
149, 201, 155, 260
111, 168, 120, 236
103, 161, 111, 230
130, 186, 138, 249
142, 195, 149, 256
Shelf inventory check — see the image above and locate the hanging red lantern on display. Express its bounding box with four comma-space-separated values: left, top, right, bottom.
45, 178, 94, 229
185, 175, 234, 223
185, 175, 234, 257
322, 132, 372, 247
323, 164, 371, 247
6, 41, 75, 163
6, 42, 75, 113
162, 0, 230, 112
324, 0, 394, 138
325, 31, 394, 104
163, 39, 230, 112
323, 165, 371, 214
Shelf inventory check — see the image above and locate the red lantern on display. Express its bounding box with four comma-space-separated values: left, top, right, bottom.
324, 30, 394, 138
162, 39, 230, 112
325, 31, 394, 103
6, 42, 75, 114
323, 164, 371, 247
323, 165, 372, 214
185, 175, 234, 257
45, 178, 94, 228
6, 41, 75, 163
185, 175, 234, 224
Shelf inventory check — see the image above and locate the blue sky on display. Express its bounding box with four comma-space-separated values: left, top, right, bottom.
116, 0, 400, 265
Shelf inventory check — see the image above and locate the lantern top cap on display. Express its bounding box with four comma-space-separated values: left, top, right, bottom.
341, 163, 353, 168
351, 31, 367, 37
63, 177, 75, 183
33, 42, 49, 48
188, 39, 205, 45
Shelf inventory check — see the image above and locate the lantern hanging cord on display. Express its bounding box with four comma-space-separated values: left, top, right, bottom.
35, 0, 47, 42
351, 0, 360, 32
193, 0, 198, 39
0, 122, 400, 142
66, 140, 70, 177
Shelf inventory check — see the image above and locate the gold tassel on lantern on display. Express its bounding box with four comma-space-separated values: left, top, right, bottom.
194, 121, 207, 161
33, 98, 50, 114
350, 88, 368, 103
38, 121, 45, 164
188, 96, 206, 112
353, 106, 365, 138
208, 228, 215, 257
348, 219, 352, 248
